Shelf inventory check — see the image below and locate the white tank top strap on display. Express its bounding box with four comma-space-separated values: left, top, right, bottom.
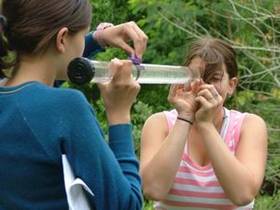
163, 109, 178, 131
224, 109, 247, 153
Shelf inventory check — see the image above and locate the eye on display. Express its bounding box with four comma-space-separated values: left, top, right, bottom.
208, 76, 220, 81
214, 73, 224, 79
213, 76, 221, 81
205, 76, 222, 84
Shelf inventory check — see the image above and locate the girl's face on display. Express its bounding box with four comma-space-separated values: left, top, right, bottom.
188, 57, 237, 102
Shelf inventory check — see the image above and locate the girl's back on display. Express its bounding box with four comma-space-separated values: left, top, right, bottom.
0, 82, 84, 209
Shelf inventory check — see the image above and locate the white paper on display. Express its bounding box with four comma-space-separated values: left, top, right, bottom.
62, 155, 94, 210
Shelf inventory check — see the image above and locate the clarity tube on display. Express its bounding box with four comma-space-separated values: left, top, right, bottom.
67, 57, 198, 85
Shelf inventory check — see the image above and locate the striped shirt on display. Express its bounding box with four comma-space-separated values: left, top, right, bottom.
154, 108, 254, 210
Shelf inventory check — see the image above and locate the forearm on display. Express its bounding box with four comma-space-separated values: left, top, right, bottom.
198, 123, 257, 205
141, 120, 191, 200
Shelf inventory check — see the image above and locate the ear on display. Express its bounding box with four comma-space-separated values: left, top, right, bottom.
228, 77, 238, 96
56, 27, 69, 53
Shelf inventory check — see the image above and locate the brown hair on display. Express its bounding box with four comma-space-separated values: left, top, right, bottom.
184, 37, 238, 82
0, 0, 92, 78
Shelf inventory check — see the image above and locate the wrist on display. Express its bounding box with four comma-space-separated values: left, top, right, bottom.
177, 116, 193, 125
196, 121, 215, 131
93, 30, 107, 48
106, 112, 131, 125
177, 113, 194, 121
92, 22, 114, 48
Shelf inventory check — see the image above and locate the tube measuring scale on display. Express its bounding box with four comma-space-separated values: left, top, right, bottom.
67, 57, 197, 85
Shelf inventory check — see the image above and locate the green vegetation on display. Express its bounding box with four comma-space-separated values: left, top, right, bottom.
78, 0, 280, 209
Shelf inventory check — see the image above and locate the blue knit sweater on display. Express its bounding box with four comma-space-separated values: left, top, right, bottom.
0, 35, 142, 210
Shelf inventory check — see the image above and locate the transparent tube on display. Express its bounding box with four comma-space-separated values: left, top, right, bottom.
89, 60, 196, 84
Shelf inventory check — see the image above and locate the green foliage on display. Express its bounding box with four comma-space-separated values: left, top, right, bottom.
255, 191, 280, 210
131, 100, 153, 155
90, 0, 130, 26
143, 199, 154, 210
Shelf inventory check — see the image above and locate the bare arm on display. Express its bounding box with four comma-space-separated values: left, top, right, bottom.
140, 83, 200, 200
197, 114, 267, 206
140, 112, 192, 200
195, 83, 267, 206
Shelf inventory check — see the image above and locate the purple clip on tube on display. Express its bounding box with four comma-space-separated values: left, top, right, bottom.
129, 54, 145, 80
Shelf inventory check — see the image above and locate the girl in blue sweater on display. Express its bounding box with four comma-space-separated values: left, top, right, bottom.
0, 0, 147, 209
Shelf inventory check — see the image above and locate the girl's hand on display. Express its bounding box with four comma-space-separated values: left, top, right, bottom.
194, 82, 223, 124
94, 21, 148, 59
168, 79, 202, 121
98, 58, 140, 125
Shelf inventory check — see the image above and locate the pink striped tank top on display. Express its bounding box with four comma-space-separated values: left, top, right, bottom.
154, 108, 254, 210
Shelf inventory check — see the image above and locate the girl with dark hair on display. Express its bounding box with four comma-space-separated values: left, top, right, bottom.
140, 37, 267, 210
0, 0, 147, 210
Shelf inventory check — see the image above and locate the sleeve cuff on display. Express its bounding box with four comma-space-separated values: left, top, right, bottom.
83, 33, 105, 58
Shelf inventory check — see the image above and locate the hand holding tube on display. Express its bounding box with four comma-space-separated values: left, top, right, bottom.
97, 58, 140, 125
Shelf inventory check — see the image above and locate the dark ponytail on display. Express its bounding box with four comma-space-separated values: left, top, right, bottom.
1, 0, 92, 77
0, 15, 10, 78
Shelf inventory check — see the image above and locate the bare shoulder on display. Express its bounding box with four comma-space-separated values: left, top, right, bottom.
145, 112, 167, 123
142, 112, 169, 137
242, 113, 267, 130
240, 113, 268, 140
